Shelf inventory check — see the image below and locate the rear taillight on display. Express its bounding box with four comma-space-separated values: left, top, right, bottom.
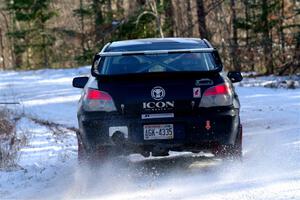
199, 83, 233, 107
83, 88, 116, 112
87, 89, 113, 100
203, 84, 230, 96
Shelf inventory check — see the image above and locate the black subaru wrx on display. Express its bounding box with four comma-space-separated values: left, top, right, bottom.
72, 38, 243, 161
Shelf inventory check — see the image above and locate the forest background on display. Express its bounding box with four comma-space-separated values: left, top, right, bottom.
0, 0, 299, 75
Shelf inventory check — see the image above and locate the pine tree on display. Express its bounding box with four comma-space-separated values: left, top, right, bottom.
237, 0, 281, 74
73, 0, 93, 65
73, 0, 118, 65
6, 0, 56, 68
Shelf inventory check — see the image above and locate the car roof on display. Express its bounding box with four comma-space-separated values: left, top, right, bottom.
105, 38, 211, 52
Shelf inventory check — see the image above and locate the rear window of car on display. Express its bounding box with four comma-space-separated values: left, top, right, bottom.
98, 52, 219, 75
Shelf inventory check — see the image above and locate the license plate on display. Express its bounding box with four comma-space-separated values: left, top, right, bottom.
143, 124, 174, 140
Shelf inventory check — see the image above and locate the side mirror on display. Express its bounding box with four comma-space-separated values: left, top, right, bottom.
72, 76, 89, 88
227, 71, 243, 83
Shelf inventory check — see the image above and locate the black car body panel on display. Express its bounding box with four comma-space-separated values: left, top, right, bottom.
74, 38, 243, 157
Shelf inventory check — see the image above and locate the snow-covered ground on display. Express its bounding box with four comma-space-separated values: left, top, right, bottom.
0, 67, 90, 127
240, 73, 300, 89
0, 68, 300, 200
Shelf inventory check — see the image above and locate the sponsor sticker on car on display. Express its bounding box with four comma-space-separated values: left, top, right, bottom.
193, 87, 201, 98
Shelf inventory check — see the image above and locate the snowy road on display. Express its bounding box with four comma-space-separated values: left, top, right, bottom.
0, 68, 300, 200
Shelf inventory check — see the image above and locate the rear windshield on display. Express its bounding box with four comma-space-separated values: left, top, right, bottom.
98, 53, 219, 75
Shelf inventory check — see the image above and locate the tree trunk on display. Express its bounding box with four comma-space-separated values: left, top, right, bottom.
244, 0, 254, 71
244, 0, 249, 46
230, 0, 240, 71
116, 0, 123, 14
0, 10, 9, 70
93, 0, 104, 44
42, 24, 49, 68
149, 0, 164, 38
280, 0, 285, 63
187, 0, 193, 37
3, 9, 16, 69
0, 28, 5, 69
79, 0, 85, 54
196, 0, 208, 39
261, 0, 273, 74
107, 0, 113, 21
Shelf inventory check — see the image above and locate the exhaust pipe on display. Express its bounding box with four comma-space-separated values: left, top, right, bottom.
111, 131, 125, 145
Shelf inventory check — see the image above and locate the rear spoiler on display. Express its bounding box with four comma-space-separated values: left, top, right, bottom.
98, 48, 215, 57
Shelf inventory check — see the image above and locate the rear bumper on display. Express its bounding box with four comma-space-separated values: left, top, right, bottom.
78, 107, 240, 151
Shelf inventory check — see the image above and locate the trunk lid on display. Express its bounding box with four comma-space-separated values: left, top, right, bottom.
96, 72, 223, 117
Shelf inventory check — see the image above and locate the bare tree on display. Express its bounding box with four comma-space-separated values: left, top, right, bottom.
93, 0, 104, 43
261, 0, 274, 74
230, 0, 240, 71
0, 10, 10, 69
136, 0, 164, 38
196, 0, 208, 39
0, 28, 5, 69
79, 0, 85, 54
187, 0, 193, 36
163, 0, 174, 37
279, 0, 285, 63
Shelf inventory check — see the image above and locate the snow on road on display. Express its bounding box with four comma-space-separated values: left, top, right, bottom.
0, 67, 90, 127
0, 67, 300, 200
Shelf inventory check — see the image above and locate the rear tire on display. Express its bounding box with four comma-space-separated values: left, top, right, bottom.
233, 125, 243, 158
76, 131, 108, 165
76, 131, 86, 163
214, 125, 243, 160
